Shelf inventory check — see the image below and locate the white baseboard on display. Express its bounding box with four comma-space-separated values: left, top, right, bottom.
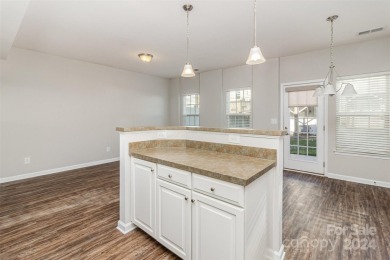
117, 220, 137, 234
326, 172, 390, 188
0, 157, 119, 184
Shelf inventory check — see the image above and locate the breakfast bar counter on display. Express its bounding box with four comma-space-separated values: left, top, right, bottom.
116, 126, 285, 260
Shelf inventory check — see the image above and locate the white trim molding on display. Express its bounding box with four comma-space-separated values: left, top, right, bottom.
0, 157, 119, 184
117, 220, 137, 234
274, 245, 285, 260
327, 172, 390, 189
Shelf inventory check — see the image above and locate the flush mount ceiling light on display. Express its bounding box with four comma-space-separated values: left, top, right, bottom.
313, 15, 357, 97
138, 53, 153, 63
246, 0, 266, 65
181, 4, 195, 78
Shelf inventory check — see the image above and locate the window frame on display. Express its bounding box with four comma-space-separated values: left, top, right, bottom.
335, 71, 390, 159
182, 93, 200, 127
225, 88, 252, 129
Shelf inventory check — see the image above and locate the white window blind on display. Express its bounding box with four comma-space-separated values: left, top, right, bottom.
288, 90, 318, 107
336, 72, 390, 157
226, 89, 252, 128
182, 93, 200, 126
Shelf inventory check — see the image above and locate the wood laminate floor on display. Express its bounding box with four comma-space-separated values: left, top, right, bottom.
0, 163, 389, 260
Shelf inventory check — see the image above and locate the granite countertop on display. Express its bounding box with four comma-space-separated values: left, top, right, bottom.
116, 126, 287, 136
131, 146, 276, 186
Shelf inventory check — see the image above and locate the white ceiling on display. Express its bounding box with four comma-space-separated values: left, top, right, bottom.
0, 0, 30, 59
9, 0, 390, 78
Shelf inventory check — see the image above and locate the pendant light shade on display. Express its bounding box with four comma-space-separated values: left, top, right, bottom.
313, 15, 357, 97
246, 0, 266, 65
341, 83, 357, 96
246, 46, 266, 65
181, 63, 195, 77
313, 87, 324, 97
323, 83, 336, 95
181, 4, 195, 78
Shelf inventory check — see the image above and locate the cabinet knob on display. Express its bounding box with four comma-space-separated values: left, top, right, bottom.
168, 174, 172, 179
191, 199, 195, 203
210, 187, 215, 192
184, 196, 188, 201
150, 169, 154, 173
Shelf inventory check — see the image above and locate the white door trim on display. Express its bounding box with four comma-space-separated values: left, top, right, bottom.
280, 79, 326, 174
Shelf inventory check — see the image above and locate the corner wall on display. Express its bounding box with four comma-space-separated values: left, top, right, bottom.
280, 37, 390, 185
169, 36, 390, 186
0, 48, 170, 180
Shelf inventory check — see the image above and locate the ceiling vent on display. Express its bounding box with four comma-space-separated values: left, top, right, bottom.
358, 27, 384, 36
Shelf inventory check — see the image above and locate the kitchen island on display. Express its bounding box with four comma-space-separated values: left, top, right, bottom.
116, 127, 286, 260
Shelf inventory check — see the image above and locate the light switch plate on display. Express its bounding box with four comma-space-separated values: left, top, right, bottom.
228, 134, 240, 144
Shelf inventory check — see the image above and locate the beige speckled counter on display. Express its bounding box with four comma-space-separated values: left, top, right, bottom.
130, 146, 276, 186
116, 126, 287, 136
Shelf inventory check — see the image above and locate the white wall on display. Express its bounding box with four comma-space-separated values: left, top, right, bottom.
0, 48, 170, 179
169, 37, 390, 185
199, 69, 223, 127
280, 37, 390, 184
170, 60, 281, 130
169, 78, 180, 126
253, 58, 280, 129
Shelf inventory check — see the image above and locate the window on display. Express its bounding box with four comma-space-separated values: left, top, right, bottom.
288, 90, 318, 158
226, 89, 252, 128
182, 93, 200, 126
336, 72, 390, 157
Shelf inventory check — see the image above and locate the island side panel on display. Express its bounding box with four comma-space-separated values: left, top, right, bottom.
186, 130, 285, 258
117, 130, 187, 234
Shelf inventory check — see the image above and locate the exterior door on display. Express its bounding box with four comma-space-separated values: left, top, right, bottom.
283, 82, 325, 174
191, 191, 244, 260
156, 179, 191, 260
131, 158, 156, 237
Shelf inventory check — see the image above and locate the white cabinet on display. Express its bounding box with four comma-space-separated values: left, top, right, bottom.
131, 158, 156, 237
191, 191, 244, 260
130, 158, 275, 260
156, 179, 191, 259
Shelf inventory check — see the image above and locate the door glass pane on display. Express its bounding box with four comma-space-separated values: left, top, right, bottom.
289, 105, 317, 158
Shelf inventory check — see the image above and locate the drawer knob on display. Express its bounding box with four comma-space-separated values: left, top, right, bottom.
184, 196, 188, 201
191, 199, 195, 203
210, 187, 215, 192
150, 169, 154, 173
168, 174, 172, 179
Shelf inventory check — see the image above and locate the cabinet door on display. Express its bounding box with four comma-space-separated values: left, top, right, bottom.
156, 179, 191, 260
131, 158, 156, 237
192, 191, 244, 260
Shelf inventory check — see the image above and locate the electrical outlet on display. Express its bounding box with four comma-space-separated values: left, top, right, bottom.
228, 135, 240, 144
106, 146, 111, 152
157, 131, 167, 139
271, 118, 278, 125
24, 157, 31, 164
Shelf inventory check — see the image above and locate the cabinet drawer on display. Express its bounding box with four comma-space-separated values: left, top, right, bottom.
192, 174, 244, 207
157, 165, 192, 188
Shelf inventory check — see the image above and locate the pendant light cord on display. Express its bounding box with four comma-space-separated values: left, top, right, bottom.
186, 10, 190, 63
329, 18, 335, 84
330, 19, 334, 68
253, 0, 257, 46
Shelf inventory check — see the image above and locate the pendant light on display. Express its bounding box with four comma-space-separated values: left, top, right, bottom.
313, 15, 357, 97
181, 4, 195, 77
246, 0, 266, 65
